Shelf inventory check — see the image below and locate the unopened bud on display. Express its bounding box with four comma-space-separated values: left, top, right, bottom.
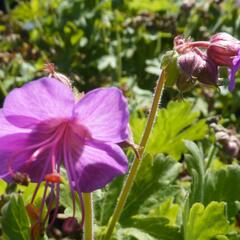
63, 217, 81, 234
207, 32, 240, 67
176, 74, 196, 93
196, 58, 218, 86
215, 131, 229, 143
226, 140, 240, 157
178, 51, 203, 78
176, 51, 204, 92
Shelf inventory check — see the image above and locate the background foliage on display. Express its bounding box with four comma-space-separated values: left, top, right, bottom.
1, 0, 240, 239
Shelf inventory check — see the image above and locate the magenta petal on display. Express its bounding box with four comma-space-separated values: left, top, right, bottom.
73, 87, 129, 143
0, 110, 30, 137
3, 77, 74, 128
72, 140, 128, 192
0, 133, 30, 180
21, 150, 52, 182
0, 133, 53, 182
228, 49, 240, 91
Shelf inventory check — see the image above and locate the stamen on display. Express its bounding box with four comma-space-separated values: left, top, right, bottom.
65, 140, 85, 228
6, 127, 65, 178
43, 183, 55, 226
38, 181, 49, 220
30, 182, 49, 240
31, 154, 52, 204
63, 141, 76, 217
31, 222, 44, 240
48, 182, 60, 228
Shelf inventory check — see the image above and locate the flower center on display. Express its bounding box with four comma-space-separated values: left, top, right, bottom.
10, 119, 90, 238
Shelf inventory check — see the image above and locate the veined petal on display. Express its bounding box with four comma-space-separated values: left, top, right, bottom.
68, 139, 128, 192
3, 77, 75, 128
73, 87, 129, 143
228, 49, 240, 91
0, 133, 31, 180
0, 110, 30, 137
0, 129, 55, 182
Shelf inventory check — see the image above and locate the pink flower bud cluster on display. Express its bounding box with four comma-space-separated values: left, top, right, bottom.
174, 32, 240, 91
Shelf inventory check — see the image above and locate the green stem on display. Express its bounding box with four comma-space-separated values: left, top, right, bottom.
116, 30, 122, 82
83, 193, 93, 240
206, 144, 217, 169
104, 70, 166, 240
0, 80, 7, 97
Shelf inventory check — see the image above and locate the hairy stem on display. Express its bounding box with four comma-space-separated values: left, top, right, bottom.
104, 70, 166, 240
83, 193, 93, 240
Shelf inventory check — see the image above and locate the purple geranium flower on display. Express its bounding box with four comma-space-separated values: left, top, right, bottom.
228, 50, 240, 91
0, 77, 129, 235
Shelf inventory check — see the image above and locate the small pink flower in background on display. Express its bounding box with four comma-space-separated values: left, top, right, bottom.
0, 77, 129, 235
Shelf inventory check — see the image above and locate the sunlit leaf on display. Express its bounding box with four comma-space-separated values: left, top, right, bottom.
131, 216, 182, 240
1, 194, 31, 240
0, 180, 7, 195
185, 202, 229, 240
204, 165, 240, 219
148, 197, 180, 226
131, 101, 207, 160
121, 154, 181, 222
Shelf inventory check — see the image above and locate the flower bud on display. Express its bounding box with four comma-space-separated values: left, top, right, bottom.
226, 140, 240, 157
63, 217, 81, 234
178, 51, 203, 77
196, 57, 218, 86
207, 32, 240, 67
176, 51, 203, 92
176, 74, 196, 93
215, 131, 229, 143
211, 123, 240, 158
210, 32, 237, 43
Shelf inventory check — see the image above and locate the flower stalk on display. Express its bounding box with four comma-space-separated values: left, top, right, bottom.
83, 193, 93, 240
104, 70, 166, 240
0, 80, 7, 97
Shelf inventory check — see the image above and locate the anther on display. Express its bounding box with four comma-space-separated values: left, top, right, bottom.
44, 173, 62, 183
12, 172, 30, 186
